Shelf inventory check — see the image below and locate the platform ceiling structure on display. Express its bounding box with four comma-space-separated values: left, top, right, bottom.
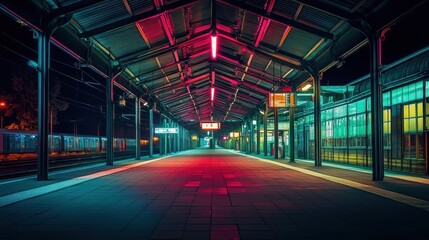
1, 0, 422, 132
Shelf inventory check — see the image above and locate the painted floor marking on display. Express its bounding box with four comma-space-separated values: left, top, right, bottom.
0, 154, 181, 208
232, 151, 429, 212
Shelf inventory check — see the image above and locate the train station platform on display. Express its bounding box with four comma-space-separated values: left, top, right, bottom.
1, 148, 429, 240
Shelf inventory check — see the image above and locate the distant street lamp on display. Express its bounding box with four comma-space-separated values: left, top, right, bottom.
0, 100, 7, 129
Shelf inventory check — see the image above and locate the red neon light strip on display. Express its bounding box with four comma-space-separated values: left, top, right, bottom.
211, 35, 217, 59
211, 87, 215, 101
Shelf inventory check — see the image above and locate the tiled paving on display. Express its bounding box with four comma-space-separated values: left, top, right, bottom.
1, 148, 429, 239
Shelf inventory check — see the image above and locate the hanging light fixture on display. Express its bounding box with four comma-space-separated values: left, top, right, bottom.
211, 87, 215, 101
211, 35, 217, 59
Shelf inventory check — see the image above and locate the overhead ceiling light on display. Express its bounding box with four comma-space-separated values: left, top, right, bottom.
211, 87, 215, 101
302, 84, 312, 91
211, 35, 217, 59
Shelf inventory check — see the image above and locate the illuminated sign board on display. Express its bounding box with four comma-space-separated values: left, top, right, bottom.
201, 122, 221, 130
155, 128, 178, 134
268, 92, 288, 108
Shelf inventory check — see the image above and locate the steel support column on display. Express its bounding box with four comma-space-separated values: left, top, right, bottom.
36, 15, 71, 180
106, 66, 122, 166
263, 105, 268, 156
37, 31, 50, 180
351, 19, 384, 180
313, 73, 322, 166
106, 75, 114, 166
248, 119, 253, 154
149, 108, 153, 157
174, 123, 180, 152
369, 32, 384, 180
289, 92, 295, 163
163, 118, 167, 154
256, 114, 261, 154
424, 81, 428, 174
135, 98, 141, 160
303, 61, 321, 166
177, 125, 180, 151
274, 108, 279, 159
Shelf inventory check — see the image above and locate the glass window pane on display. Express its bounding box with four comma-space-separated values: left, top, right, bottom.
392, 88, 402, 104
426, 81, 429, 97
416, 81, 423, 99
403, 85, 410, 102
410, 104, 416, 117
404, 119, 409, 132
417, 102, 423, 117
404, 105, 409, 118
383, 92, 391, 107
426, 117, 429, 130
410, 119, 416, 132
418, 118, 423, 131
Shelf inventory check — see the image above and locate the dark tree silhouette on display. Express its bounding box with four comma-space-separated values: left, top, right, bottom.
3, 70, 69, 130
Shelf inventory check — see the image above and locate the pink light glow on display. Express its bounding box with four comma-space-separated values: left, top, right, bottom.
211, 35, 217, 59
211, 87, 215, 101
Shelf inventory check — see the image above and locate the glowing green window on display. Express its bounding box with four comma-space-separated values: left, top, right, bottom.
383, 92, 391, 107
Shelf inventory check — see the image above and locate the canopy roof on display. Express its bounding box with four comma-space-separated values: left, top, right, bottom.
1, 0, 423, 132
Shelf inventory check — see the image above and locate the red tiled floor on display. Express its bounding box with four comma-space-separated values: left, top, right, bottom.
1, 148, 429, 239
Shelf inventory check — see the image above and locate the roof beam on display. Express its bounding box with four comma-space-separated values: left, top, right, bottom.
218, 0, 333, 39
79, 0, 198, 38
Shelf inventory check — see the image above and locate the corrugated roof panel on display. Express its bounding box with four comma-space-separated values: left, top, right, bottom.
217, 2, 241, 33
138, 18, 167, 47
72, 0, 129, 31
272, 0, 300, 19
170, 9, 186, 37
134, 58, 161, 80
261, 21, 284, 49
157, 52, 175, 66
190, 0, 211, 33
256, 79, 273, 90
249, 54, 268, 71
247, 0, 266, 9
241, 12, 260, 42
298, 5, 341, 32
280, 28, 320, 58
94, 24, 147, 58
127, 0, 154, 15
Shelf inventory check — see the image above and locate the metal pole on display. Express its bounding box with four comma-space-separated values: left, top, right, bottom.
37, 31, 49, 180
370, 33, 384, 180
149, 108, 153, 157
256, 114, 261, 154
264, 105, 268, 156
106, 69, 115, 166
164, 118, 168, 154
314, 73, 322, 166
274, 108, 279, 159
289, 93, 295, 163
248, 119, 253, 154
135, 98, 141, 160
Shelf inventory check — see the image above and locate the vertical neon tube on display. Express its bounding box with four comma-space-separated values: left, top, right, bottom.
211, 87, 215, 101
211, 35, 217, 59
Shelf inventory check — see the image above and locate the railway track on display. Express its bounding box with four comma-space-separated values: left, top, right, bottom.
0, 151, 141, 179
